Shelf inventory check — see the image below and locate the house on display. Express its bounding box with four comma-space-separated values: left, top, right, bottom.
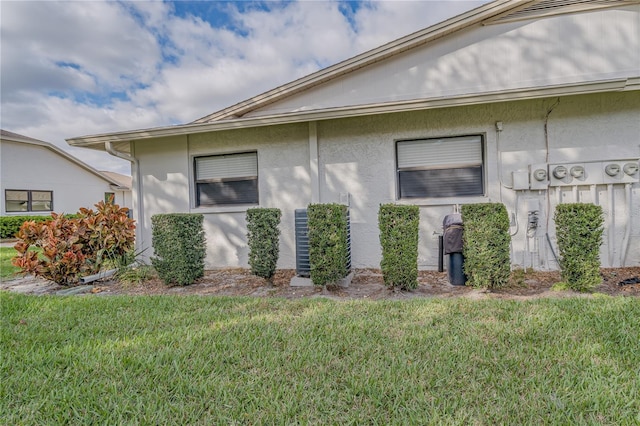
68, 0, 640, 271
1, 129, 132, 216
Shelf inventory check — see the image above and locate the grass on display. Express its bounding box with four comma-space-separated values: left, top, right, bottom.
0, 246, 44, 280
2, 294, 639, 424
0, 246, 21, 280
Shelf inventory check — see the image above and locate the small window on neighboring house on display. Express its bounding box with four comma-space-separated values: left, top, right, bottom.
194, 152, 258, 206
397, 135, 484, 199
5, 190, 53, 212
105, 192, 115, 204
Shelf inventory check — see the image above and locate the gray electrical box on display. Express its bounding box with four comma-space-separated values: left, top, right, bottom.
512, 171, 530, 190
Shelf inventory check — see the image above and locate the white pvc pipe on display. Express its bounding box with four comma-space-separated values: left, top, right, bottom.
557, 187, 562, 205
607, 184, 615, 267
620, 183, 632, 266
80, 269, 117, 284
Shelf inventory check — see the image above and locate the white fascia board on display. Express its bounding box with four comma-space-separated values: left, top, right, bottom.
484, 1, 640, 25
67, 78, 636, 149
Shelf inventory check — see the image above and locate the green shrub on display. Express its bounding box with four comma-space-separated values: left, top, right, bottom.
307, 203, 349, 286
461, 203, 511, 289
0, 214, 79, 239
151, 214, 206, 286
246, 208, 281, 279
554, 203, 604, 291
378, 204, 419, 290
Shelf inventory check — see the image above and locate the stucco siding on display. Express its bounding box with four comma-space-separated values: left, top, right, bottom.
134, 135, 190, 250
245, 5, 640, 117
133, 91, 639, 271
135, 124, 311, 268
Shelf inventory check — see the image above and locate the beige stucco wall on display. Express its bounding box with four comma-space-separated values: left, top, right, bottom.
133, 91, 640, 270
0, 141, 129, 216
134, 124, 311, 268
317, 91, 640, 269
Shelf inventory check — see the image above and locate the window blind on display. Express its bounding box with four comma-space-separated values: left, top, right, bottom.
196, 152, 257, 180
397, 136, 482, 169
6, 190, 28, 201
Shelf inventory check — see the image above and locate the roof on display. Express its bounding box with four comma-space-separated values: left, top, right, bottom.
1, 129, 131, 189
67, 0, 640, 148
191, 0, 639, 124
100, 171, 132, 189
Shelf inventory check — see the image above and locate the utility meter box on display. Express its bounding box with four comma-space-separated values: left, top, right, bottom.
529, 164, 549, 190
512, 171, 530, 190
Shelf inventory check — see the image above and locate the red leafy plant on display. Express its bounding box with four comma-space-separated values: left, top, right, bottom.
12, 201, 135, 286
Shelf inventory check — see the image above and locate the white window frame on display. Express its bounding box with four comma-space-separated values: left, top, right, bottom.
193, 151, 259, 207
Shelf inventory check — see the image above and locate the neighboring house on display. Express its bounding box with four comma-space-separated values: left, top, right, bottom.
68, 0, 640, 271
1, 129, 132, 216
99, 171, 133, 208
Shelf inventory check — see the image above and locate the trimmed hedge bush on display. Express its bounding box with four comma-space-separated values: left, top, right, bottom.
246, 208, 281, 279
307, 203, 349, 286
554, 203, 604, 291
378, 204, 419, 290
0, 214, 79, 239
151, 213, 206, 286
461, 203, 511, 289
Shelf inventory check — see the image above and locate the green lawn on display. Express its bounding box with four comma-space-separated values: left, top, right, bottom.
2, 294, 639, 424
0, 246, 21, 280
1, 246, 45, 280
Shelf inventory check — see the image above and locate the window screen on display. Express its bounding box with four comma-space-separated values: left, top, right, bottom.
397, 136, 484, 198
194, 152, 258, 206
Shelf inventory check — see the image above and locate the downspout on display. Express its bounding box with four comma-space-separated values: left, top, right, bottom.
105, 141, 145, 248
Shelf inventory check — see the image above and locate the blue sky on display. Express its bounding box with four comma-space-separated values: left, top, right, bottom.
1, 0, 487, 175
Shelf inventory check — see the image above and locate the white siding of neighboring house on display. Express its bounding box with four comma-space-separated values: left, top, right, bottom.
133, 90, 640, 270
245, 5, 640, 117
0, 141, 129, 216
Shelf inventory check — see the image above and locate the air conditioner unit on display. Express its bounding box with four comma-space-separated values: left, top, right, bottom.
295, 209, 311, 276
294, 208, 351, 277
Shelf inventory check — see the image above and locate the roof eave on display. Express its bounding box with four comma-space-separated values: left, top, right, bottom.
67, 77, 638, 149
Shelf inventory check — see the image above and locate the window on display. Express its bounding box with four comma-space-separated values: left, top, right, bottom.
105, 192, 115, 204
194, 152, 258, 206
396, 135, 484, 198
5, 190, 53, 212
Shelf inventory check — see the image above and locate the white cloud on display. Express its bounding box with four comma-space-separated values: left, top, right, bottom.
0, 0, 487, 175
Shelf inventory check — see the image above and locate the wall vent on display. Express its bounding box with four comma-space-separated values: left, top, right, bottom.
294, 208, 352, 277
